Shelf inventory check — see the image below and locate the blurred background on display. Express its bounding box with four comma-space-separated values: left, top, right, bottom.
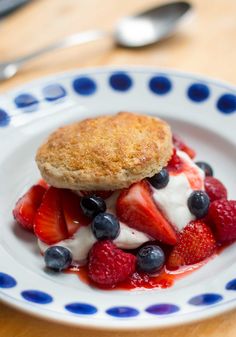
0, 0, 235, 92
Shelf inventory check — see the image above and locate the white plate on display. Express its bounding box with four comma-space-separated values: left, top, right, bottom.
0, 67, 235, 330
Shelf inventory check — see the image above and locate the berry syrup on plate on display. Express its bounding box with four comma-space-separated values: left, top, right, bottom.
67, 259, 210, 290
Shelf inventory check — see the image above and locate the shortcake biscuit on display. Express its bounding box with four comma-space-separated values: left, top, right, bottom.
36, 112, 173, 190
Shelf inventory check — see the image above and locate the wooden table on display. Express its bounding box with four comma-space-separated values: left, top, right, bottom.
0, 0, 235, 336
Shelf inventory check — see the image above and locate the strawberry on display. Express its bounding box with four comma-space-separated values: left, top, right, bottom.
78, 190, 113, 200
167, 148, 183, 173
167, 149, 203, 190
61, 189, 90, 236
34, 187, 69, 244
167, 220, 216, 269
204, 176, 227, 202
208, 200, 236, 243
88, 240, 136, 287
37, 179, 49, 189
116, 181, 177, 245
13, 184, 46, 232
173, 134, 196, 159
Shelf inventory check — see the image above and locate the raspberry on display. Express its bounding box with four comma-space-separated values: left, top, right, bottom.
204, 176, 227, 202
208, 200, 236, 243
88, 240, 136, 287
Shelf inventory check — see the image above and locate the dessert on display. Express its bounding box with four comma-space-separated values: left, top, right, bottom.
13, 111, 236, 290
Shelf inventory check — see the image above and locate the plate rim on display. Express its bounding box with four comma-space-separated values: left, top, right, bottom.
1, 65, 236, 96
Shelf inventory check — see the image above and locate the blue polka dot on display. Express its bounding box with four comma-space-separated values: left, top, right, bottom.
188, 293, 223, 306
217, 93, 236, 114
65, 303, 97, 315
149, 76, 172, 95
14, 94, 39, 112
0, 272, 17, 288
21, 290, 53, 304
187, 83, 210, 102
109, 72, 133, 92
145, 304, 179, 315
73, 77, 97, 96
226, 279, 236, 290
106, 306, 139, 318
43, 84, 67, 101
0, 109, 10, 127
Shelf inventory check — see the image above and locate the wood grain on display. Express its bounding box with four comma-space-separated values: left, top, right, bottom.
0, 0, 236, 336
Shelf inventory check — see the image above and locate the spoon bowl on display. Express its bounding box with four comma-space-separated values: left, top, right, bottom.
115, 1, 192, 47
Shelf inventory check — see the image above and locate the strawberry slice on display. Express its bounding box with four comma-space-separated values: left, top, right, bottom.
116, 181, 177, 245
78, 190, 113, 200
167, 220, 216, 269
167, 148, 184, 173
37, 179, 49, 189
61, 189, 90, 236
13, 184, 46, 232
34, 187, 69, 244
173, 134, 196, 159
167, 149, 204, 190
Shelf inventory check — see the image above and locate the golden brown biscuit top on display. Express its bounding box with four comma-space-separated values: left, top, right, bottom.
36, 112, 173, 190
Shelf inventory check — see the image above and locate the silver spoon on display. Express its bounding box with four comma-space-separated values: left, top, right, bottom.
0, 1, 191, 81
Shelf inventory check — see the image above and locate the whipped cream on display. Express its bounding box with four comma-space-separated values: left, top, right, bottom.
38, 223, 151, 265
152, 173, 194, 231
152, 150, 204, 231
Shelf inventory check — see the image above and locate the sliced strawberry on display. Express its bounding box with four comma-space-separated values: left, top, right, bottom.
34, 187, 69, 244
183, 163, 204, 190
116, 181, 177, 245
167, 149, 204, 190
61, 189, 90, 236
37, 179, 49, 189
173, 134, 196, 159
78, 190, 113, 200
13, 184, 46, 232
167, 220, 216, 269
167, 149, 184, 173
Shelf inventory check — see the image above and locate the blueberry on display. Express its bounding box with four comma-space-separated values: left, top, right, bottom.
80, 195, 106, 218
44, 246, 72, 272
147, 168, 169, 189
195, 161, 213, 176
91, 212, 120, 240
137, 245, 165, 274
187, 190, 210, 218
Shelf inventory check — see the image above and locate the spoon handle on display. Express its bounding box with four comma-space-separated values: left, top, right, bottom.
8, 30, 107, 67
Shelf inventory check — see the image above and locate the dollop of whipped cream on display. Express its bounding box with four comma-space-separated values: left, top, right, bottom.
152, 150, 205, 231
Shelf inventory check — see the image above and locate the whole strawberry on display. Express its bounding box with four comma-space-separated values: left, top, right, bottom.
167, 220, 216, 269
204, 176, 227, 202
88, 240, 136, 287
208, 200, 236, 243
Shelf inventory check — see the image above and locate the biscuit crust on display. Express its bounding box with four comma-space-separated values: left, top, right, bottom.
36, 112, 173, 190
